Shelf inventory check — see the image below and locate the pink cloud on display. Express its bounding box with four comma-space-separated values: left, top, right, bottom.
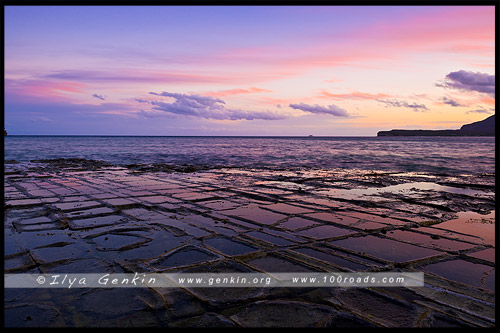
38, 68, 297, 86
20, 7, 491, 92
216, 46, 393, 73
470, 63, 495, 68
352, 6, 494, 53
257, 95, 316, 106
206, 6, 494, 78
5, 78, 88, 103
446, 45, 494, 53
28, 80, 86, 95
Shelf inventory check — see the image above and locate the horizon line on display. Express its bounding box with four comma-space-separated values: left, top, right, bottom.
4, 134, 379, 137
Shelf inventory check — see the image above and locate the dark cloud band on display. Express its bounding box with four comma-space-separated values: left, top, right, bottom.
288, 103, 349, 117
140, 91, 287, 121
440, 96, 463, 107
92, 93, 106, 101
377, 99, 429, 112
436, 70, 494, 96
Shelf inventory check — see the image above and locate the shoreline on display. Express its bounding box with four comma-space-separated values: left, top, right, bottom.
4, 157, 496, 177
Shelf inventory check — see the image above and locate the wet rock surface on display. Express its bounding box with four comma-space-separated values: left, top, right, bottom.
4, 160, 495, 327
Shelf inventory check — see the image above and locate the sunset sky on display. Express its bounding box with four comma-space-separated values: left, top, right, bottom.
4, 5, 495, 136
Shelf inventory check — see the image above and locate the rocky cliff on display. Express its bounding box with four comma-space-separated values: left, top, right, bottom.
377, 115, 495, 136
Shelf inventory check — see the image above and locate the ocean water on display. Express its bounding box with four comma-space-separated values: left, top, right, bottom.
3, 136, 495, 175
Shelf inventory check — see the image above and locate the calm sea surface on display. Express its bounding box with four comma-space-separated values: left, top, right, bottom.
3, 136, 495, 175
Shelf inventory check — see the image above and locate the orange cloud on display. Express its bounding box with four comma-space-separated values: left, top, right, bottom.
205, 87, 272, 98
318, 90, 391, 101
324, 78, 343, 83
479, 96, 495, 106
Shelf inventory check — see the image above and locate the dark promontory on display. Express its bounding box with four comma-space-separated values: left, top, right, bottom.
377, 115, 495, 136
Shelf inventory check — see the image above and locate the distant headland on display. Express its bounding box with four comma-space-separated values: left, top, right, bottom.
377, 115, 495, 136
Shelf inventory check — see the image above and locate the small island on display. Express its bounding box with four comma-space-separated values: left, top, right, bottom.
377, 115, 495, 136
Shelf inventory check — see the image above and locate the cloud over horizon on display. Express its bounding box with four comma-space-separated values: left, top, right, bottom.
377, 99, 429, 112
440, 96, 463, 107
288, 103, 349, 117
137, 91, 288, 121
436, 70, 495, 96
466, 106, 495, 115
